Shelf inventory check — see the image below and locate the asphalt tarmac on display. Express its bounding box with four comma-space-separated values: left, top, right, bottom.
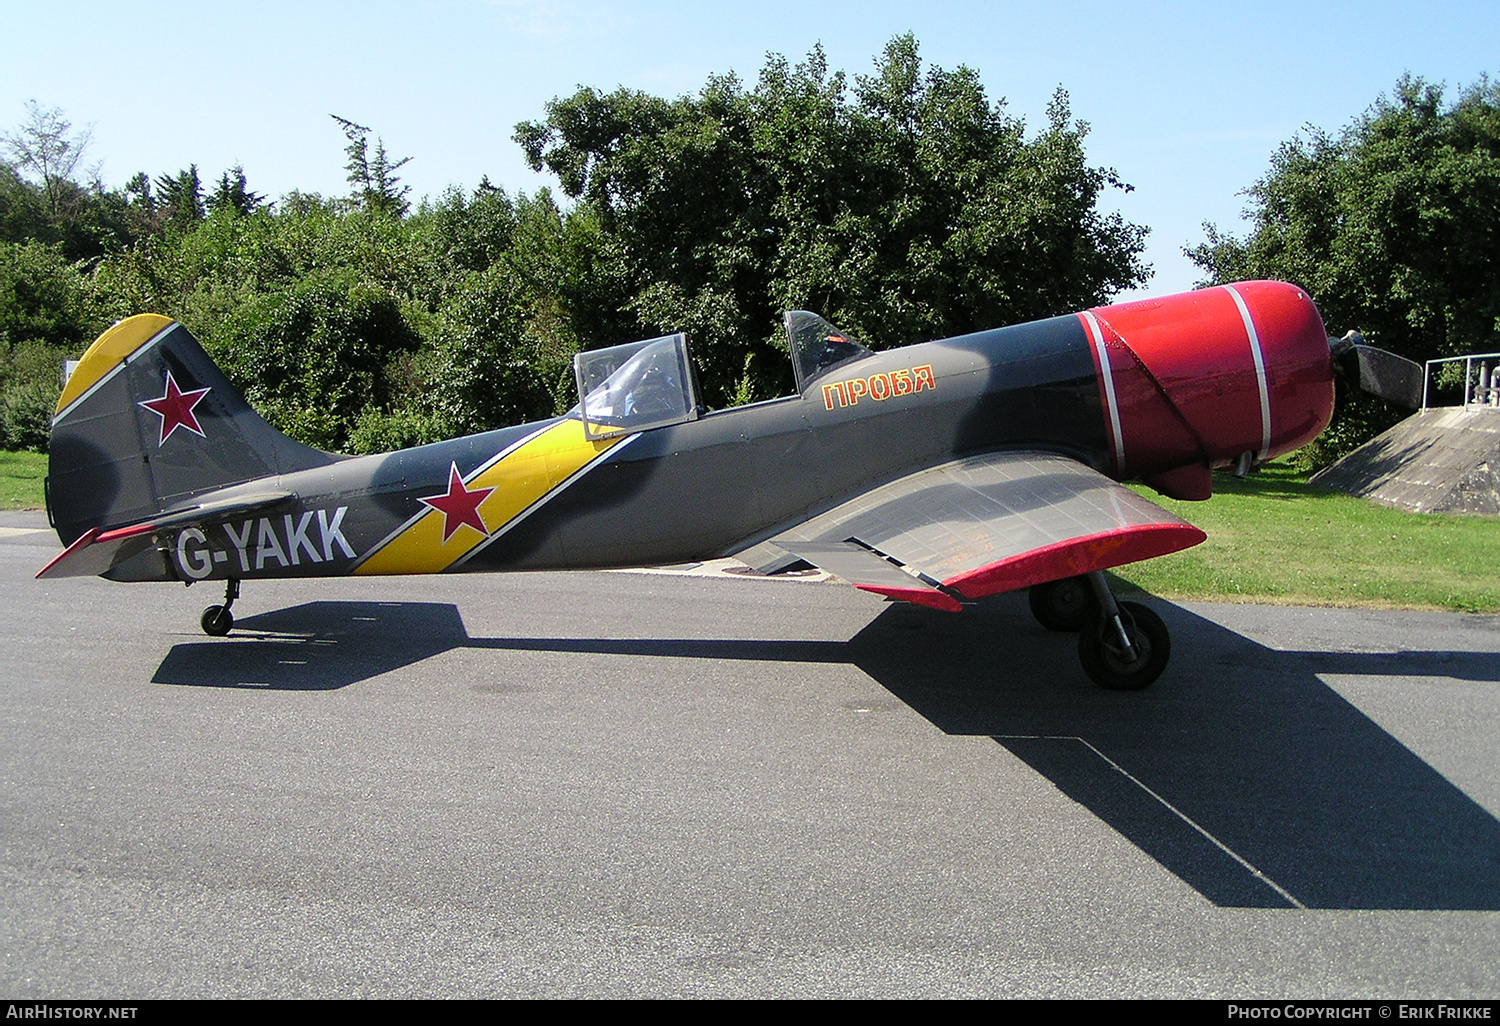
4, 510, 1499, 998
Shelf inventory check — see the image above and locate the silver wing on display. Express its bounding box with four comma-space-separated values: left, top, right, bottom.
735, 451, 1205, 611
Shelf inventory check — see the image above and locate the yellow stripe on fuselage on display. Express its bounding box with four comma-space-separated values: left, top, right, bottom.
55, 314, 175, 417
354, 419, 622, 576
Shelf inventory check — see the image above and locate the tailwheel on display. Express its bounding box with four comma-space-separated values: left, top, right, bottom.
200, 578, 239, 637
1028, 576, 1096, 632
1078, 600, 1170, 690
201, 605, 233, 636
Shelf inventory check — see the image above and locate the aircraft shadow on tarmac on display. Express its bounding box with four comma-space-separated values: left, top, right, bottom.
152, 597, 1500, 912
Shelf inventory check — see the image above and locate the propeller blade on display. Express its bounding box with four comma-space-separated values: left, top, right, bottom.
1331, 332, 1423, 409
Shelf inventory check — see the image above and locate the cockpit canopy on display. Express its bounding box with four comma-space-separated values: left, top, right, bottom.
785, 311, 874, 393
573, 333, 699, 440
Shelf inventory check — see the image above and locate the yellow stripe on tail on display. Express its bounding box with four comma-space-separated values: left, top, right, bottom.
55, 314, 175, 417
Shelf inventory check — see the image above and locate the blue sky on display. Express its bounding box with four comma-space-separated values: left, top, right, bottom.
3, 1, 1497, 298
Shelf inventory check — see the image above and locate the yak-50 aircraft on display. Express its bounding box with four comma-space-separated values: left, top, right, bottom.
39, 280, 1414, 689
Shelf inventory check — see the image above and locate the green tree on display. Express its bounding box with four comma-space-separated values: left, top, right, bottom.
82, 177, 576, 452
332, 115, 412, 218
205, 165, 264, 218
0, 240, 102, 450
1190, 76, 1500, 465
517, 35, 1148, 402
155, 165, 204, 229
2, 101, 92, 224
1, 104, 142, 261
89, 190, 448, 449
0, 239, 97, 350
0, 163, 55, 250
211, 267, 424, 450
409, 186, 599, 435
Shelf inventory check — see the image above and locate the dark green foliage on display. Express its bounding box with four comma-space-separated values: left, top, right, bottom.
0, 340, 68, 451
1190, 76, 1500, 467
0, 161, 143, 262
206, 166, 264, 218
0, 240, 96, 350
69, 181, 571, 450
413, 185, 615, 430
0, 241, 95, 450
82, 198, 429, 449
0, 164, 54, 248
426, 262, 570, 436
347, 407, 450, 455
155, 166, 205, 229
517, 35, 1148, 401
415, 183, 520, 277
208, 270, 423, 450
1, 379, 55, 451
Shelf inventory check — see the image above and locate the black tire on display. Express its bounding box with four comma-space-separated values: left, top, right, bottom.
1078, 601, 1169, 690
1029, 576, 1096, 632
201, 605, 234, 637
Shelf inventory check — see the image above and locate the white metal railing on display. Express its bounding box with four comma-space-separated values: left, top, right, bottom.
1422, 352, 1500, 410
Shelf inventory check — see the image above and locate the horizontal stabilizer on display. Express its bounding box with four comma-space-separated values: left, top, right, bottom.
36, 491, 292, 580
35, 524, 155, 580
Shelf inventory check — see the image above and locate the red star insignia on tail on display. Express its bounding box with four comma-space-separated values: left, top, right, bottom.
419, 463, 496, 542
139, 371, 211, 446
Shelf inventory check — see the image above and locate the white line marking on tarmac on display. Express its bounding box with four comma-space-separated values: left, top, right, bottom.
997, 732, 1307, 909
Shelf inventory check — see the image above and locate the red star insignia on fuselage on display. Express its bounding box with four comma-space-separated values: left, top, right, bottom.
139, 370, 212, 446
420, 463, 496, 542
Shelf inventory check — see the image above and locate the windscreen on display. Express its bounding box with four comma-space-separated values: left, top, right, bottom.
785, 311, 874, 393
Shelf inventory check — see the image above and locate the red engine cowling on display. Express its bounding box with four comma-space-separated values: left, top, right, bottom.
1079, 281, 1335, 499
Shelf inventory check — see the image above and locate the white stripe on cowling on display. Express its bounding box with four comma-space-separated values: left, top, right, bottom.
1224, 284, 1272, 460
1081, 310, 1125, 471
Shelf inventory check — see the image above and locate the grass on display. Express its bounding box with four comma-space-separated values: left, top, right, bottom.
0, 450, 46, 510
2, 447, 1496, 612
1113, 462, 1500, 613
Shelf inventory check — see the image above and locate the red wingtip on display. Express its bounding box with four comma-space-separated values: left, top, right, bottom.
945, 522, 1207, 600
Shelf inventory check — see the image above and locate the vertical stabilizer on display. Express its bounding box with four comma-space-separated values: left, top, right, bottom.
48, 315, 340, 545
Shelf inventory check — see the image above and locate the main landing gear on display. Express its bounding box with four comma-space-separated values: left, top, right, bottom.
1028, 572, 1170, 690
200, 578, 239, 636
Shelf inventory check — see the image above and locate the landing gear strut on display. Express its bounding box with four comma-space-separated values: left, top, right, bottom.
1075, 571, 1169, 690
200, 578, 239, 637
